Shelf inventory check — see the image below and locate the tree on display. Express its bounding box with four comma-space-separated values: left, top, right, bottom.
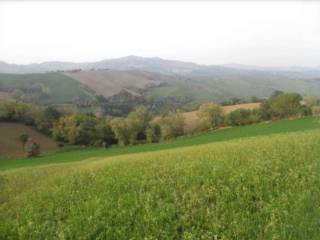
269, 93, 302, 118
197, 102, 223, 130
18, 133, 29, 152
145, 117, 162, 143
52, 113, 98, 145
227, 108, 262, 126
95, 117, 116, 147
110, 117, 130, 146
126, 106, 151, 143
312, 106, 320, 116
25, 138, 40, 157
160, 110, 185, 140
36, 106, 61, 134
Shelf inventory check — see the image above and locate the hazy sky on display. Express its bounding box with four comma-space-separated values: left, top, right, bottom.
0, 1, 320, 66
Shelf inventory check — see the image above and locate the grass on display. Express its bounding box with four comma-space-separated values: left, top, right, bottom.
0, 117, 319, 171
1, 128, 320, 239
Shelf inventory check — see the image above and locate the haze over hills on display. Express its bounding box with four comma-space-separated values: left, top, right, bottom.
1, 56, 320, 115
1, 55, 320, 76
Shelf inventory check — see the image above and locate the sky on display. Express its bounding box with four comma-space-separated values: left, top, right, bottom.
0, 1, 320, 67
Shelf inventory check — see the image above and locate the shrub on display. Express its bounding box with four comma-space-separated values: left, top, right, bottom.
160, 110, 185, 140
197, 102, 223, 130
25, 138, 40, 157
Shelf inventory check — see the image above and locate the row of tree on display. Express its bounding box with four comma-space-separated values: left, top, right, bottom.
195, 92, 319, 131
52, 107, 185, 146
1, 92, 319, 149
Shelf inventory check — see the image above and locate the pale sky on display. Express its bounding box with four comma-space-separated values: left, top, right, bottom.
0, 1, 320, 67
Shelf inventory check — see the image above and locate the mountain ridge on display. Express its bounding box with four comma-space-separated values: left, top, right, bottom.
1, 56, 319, 77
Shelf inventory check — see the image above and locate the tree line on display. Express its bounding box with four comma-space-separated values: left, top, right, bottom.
0, 91, 319, 150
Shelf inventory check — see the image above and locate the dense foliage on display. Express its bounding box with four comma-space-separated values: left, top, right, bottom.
0, 92, 318, 149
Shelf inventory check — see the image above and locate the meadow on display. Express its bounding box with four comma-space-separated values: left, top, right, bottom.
0, 117, 318, 171
1, 127, 320, 239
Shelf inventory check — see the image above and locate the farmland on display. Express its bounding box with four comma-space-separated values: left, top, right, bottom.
1, 124, 320, 238
0, 122, 57, 157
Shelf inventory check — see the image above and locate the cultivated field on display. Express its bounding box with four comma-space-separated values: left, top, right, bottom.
1, 127, 320, 239
64, 70, 160, 97
0, 122, 57, 157
183, 102, 261, 131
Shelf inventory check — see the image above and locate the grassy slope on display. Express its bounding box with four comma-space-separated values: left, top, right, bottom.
144, 82, 215, 108
0, 73, 95, 104
1, 129, 320, 239
0, 117, 319, 171
0, 123, 57, 157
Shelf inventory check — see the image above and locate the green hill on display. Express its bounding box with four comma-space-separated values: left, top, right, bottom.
0, 72, 96, 105
1, 119, 320, 238
1, 56, 320, 111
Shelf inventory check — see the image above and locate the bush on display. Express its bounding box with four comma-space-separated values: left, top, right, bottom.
160, 110, 185, 140
312, 106, 320, 116
145, 117, 162, 143
25, 138, 40, 157
197, 102, 223, 130
227, 109, 262, 126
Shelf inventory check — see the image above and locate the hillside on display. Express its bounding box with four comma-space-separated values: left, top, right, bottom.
1, 57, 320, 110
0, 123, 57, 157
0, 72, 96, 105
1, 122, 320, 238
64, 69, 160, 97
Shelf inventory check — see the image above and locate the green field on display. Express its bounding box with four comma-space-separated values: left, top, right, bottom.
1, 126, 320, 238
0, 117, 319, 171
0, 73, 96, 104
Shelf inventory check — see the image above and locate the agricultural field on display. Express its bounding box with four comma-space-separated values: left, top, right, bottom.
0, 117, 318, 171
64, 70, 160, 98
0, 122, 57, 157
1, 126, 320, 238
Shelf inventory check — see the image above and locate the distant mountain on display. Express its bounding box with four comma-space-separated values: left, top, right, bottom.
0, 56, 202, 74
1, 56, 320, 115
1, 56, 320, 79
223, 63, 320, 79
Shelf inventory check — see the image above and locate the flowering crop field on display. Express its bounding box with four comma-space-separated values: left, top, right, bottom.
1, 128, 320, 239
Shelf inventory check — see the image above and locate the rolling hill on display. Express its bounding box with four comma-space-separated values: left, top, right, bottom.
63, 69, 160, 98
0, 72, 96, 105
1, 56, 320, 110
